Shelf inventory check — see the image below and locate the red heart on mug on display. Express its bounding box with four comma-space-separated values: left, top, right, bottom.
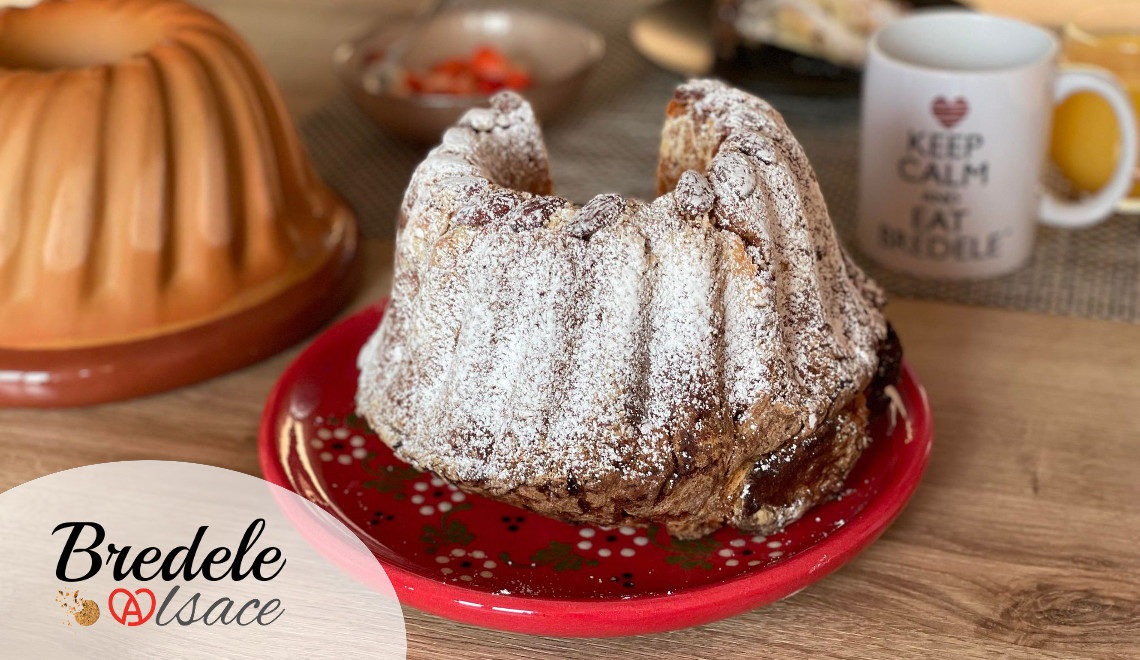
108, 587, 156, 626
931, 96, 969, 128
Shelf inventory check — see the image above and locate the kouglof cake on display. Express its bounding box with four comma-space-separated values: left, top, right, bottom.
356, 79, 900, 539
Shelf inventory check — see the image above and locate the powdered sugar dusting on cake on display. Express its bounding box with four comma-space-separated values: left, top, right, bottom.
357, 82, 888, 533
674, 170, 715, 217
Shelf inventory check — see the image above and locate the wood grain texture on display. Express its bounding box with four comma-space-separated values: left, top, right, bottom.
1, 240, 1137, 658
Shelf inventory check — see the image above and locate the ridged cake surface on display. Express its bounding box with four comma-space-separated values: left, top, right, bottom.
0, 0, 350, 348
357, 79, 892, 538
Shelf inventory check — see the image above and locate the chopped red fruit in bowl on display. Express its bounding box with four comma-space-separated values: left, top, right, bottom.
399, 46, 533, 96
336, 8, 604, 141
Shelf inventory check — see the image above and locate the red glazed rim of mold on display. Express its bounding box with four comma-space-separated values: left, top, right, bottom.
0, 210, 357, 408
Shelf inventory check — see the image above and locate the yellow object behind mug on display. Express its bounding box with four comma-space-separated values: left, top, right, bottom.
1051, 17, 1140, 208
1052, 87, 1140, 195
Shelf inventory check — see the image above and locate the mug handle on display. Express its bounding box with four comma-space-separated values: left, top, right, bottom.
1040, 67, 1139, 228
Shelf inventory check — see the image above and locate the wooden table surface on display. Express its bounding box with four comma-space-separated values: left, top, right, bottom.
2, 1, 1138, 657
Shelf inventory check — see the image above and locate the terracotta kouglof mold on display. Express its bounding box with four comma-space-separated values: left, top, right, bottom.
0, 0, 357, 406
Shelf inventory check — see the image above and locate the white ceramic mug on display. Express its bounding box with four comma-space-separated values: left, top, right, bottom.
858, 11, 1139, 279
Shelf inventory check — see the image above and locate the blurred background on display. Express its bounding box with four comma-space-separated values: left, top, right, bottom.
153, 0, 1134, 321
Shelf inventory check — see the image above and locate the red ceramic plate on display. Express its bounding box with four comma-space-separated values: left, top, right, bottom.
259, 300, 933, 637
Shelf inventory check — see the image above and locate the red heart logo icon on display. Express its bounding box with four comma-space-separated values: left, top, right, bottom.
108, 588, 156, 626
931, 96, 969, 128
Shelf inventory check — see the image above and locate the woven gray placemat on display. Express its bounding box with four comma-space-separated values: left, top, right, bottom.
299, 0, 1140, 323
